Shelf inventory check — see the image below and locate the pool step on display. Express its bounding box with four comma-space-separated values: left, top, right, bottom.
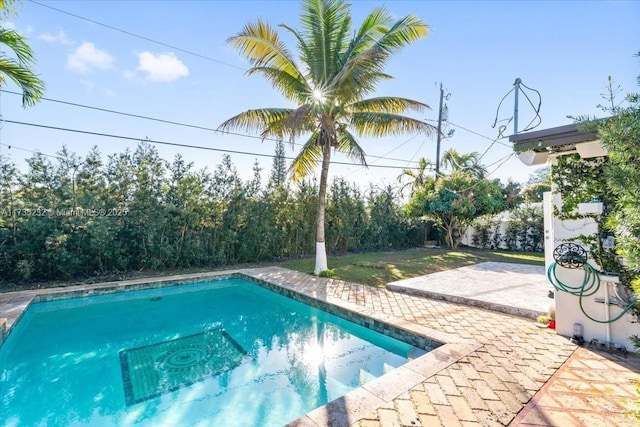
359, 363, 395, 385
359, 368, 377, 385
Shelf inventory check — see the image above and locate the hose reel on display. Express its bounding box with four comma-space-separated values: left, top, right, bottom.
548, 242, 635, 324
552, 243, 587, 269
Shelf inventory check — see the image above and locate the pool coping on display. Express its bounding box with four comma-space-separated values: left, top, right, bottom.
0, 268, 480, 427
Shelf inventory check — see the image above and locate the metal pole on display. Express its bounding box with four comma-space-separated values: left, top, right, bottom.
513, 78, 521, 135
435, 83, 444, 180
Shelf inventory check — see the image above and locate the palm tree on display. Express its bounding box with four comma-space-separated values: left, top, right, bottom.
219, 0, 435, 274
398, 157, 434, 196
440, 149, 486, 179
0, 23, 45, 106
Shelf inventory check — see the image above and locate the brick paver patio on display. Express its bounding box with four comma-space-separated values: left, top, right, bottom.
243, 267, 638, 427
1, 266, 638, 426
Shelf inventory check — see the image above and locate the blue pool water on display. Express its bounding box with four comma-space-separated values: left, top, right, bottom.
0, 278, 432, 426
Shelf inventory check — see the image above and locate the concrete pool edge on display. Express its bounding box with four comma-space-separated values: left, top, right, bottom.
0, 267, 480, 426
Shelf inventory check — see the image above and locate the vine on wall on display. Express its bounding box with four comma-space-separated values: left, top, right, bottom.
551, 152, 638, 319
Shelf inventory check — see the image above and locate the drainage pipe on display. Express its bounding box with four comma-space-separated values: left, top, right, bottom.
604, 281, 611, 344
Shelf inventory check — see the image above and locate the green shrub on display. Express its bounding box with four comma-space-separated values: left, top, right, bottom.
318, 269, 336, 278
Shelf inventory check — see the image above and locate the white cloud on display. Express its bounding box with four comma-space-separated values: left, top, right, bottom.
136, 51, 188, 83
39, 29, 74, 45
4, 21, 15, 30
67, 42, 114, 73
80, 80, 116, 97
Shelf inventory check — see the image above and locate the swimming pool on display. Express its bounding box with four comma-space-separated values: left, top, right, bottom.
0, 277, 437, 426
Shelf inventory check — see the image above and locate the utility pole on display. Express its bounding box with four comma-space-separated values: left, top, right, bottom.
435, 83, 444, 180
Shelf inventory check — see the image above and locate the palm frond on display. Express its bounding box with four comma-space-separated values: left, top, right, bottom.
227, 19, 302, 78
0, 27, 45, 107
441, 149, 487, 178
246, 66, 309, 102
330, 48, 387, 101
221, 0, 432, 188
335, 127, 367, 166
376, 15, 429, 54
338, 6, 390, 72
290, 132, 323, 182
349, 97, 430, 114
0, 28, 36, 65
330, 11, 427, 102
217, 108, 293, 135
350, 112, 436, 138
0, 59, 44, 106
350, 14, 428, 78
299, 0, 350, 84
282, 104, 315, 135
398, 157, 434, 192
279, 23, 310, 59
330, 7, 389, 96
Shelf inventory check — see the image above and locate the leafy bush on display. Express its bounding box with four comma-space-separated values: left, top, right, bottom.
318, 269, 336, 278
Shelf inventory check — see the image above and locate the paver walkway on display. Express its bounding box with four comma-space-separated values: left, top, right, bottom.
511, 346, 640, 426
387, 262, 551, 319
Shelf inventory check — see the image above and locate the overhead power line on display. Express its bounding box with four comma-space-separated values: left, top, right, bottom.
448, 121, 511, 148
0, 142, 65, 162
0, 119, 422, 171
28, 0, 246, 71
0, 90, 419, 165
478, 118, 512, 161
424, 118, 511, 149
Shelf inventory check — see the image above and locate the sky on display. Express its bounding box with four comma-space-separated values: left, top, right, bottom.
1, 0, 638, 192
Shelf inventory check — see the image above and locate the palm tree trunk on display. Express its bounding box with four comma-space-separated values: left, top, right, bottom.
314, 143, 331, 274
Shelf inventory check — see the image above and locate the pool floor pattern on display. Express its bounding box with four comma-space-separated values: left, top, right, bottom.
120, 329, 248, 405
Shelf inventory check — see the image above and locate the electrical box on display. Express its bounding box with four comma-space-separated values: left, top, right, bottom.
602, 236, 615, 249
577, 202, 603, 215
576, 140, 609, 159
600, 274, 620, 284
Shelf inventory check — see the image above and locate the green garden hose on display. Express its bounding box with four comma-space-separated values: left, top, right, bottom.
547, 261, 635, 324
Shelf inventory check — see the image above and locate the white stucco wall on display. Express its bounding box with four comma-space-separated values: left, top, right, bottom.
460, 219, 510, 249
461, 204, 543, 251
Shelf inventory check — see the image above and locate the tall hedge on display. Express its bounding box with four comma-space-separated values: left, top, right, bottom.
0, 143, 422, 284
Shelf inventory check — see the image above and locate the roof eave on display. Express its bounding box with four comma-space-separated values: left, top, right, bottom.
509, 123, 599, 153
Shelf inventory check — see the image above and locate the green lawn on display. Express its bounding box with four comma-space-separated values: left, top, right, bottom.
1, 247, 543, 293
276, 248, 544, 287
